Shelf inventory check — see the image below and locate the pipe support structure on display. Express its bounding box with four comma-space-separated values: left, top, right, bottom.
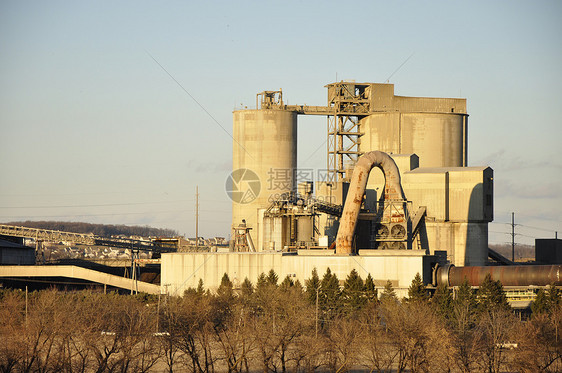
335, 151, 405, 254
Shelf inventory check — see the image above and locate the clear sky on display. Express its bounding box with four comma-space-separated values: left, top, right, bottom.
1, 1, 560, 246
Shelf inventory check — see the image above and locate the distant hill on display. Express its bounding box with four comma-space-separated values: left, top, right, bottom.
4, 221, 178, 238
489, 243, 535, 262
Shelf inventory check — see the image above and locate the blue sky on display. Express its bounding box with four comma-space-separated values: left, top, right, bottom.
1, 1, 560, 245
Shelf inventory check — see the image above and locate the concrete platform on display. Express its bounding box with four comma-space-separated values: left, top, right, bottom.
0, 265, 160, 294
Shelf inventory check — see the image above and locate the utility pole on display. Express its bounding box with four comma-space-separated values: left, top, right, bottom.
196, 186, 199, 250
25, 286, 28, 329
511, 212, 515, 262
156, 291, 161, 333
315, 287, 319, 338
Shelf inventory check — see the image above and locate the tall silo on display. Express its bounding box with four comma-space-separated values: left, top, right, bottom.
359, 84, 468, 168
231, 101, 297, 250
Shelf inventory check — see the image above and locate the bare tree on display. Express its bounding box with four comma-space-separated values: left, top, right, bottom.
324, 317, 362, 372
0, 290, 25, 373
473, 308, 516, 373
379, 300, 453, 373
358, 304, 398, 373
510, 304, 562, 372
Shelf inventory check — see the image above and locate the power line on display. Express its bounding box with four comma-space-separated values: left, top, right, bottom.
385, 52, 415, 83
519, 224, 558, 233
0, 209, 189, 219
146, 50, 255, 161
0, 200, 192, 209
491, 221, 557, 233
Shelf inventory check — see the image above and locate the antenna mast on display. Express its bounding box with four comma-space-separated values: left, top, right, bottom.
196, 186, 199, 250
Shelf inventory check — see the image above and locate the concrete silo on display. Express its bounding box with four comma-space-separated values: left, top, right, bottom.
359, 83, 468, 168
231, 91, 297, 249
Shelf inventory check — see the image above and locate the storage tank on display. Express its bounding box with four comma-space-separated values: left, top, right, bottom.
231, 109, 297, 249
359, 112, 467, 168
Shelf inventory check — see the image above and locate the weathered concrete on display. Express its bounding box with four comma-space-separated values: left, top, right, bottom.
161, 251, 435, 297
359, 83, 468, 169
232, 109, 297, 250
424, 221, 489, 266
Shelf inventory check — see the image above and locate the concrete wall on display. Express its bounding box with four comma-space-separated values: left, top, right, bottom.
161, 251, 434, 298
401, 166, 492, 266
232, 109, 297, 249
448, 167, 493, 222
365, 83, 467, 114
423, 221, 488, 266
402, 166, 493, 224
403, 169, 449, 221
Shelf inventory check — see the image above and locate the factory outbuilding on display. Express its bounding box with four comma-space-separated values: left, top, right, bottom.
0, 238, 35, 265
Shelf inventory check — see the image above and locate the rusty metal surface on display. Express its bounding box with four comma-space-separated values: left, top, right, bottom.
335, 151, 405, 254
438, 265, 562, 287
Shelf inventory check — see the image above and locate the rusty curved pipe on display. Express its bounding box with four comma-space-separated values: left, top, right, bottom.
335, 151, 405, 254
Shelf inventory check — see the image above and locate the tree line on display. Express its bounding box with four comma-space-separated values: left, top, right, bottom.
1, 268, 561, 373
4, 221, 178, 238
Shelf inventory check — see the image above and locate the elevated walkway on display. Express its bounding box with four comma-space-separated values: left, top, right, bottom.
0, 265, 161, 294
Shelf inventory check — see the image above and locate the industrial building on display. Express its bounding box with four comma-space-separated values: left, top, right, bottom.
0, 81, 559, 301
162, 81, 496, 296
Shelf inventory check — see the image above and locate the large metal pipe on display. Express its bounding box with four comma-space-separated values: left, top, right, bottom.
436, 264, 562, 287
335, 151, 405, 254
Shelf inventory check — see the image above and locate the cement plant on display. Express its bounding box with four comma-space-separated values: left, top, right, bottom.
1, 80, 561, 297
1, 81, 561, 372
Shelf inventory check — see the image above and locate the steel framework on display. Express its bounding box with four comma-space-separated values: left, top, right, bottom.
326, 82, 371, 181
0, 224, 169, 252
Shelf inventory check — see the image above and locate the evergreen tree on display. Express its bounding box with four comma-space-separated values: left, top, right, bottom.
456, 280, 476, 309
256, 272, 268, 290
531, 288, 549, 315
431, 283, 453, 320
196, 278, 205, 296
364, 274, 378, 303
241, 277, 254, 298
305, 268, 321, 305
342, 269, 366, 313
547, 284, 561, 308
293, 279, 304, 293
380, 280, 397, 303
476, 274, 510, 313
280, 276, 294, 290
453, 279, 477, 327
407, 272, 429, 303
532, 285, 561, 315
266, 269, 279, 287
320, 267, 342, 317
217, 273, 233, 298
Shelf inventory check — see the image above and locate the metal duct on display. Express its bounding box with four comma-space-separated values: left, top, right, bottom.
335, 151, 405, 254
435, 264, 562, 287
